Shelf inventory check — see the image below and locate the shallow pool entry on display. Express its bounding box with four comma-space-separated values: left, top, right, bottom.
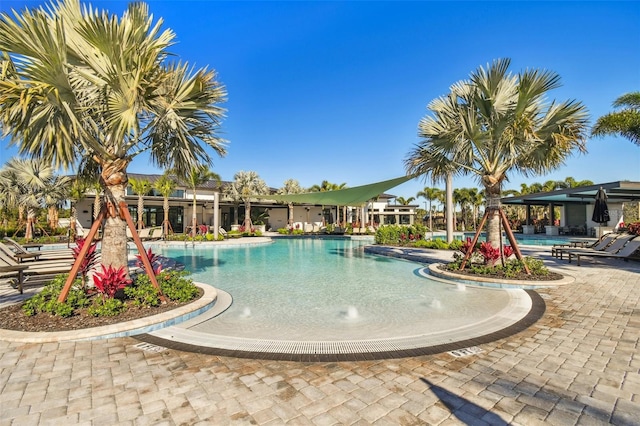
153, 239, 533, 347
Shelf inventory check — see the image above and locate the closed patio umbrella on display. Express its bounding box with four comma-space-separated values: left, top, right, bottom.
592, 187, 610, 237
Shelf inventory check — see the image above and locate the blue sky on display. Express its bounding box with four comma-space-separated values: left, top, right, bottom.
1, 1, 639, 202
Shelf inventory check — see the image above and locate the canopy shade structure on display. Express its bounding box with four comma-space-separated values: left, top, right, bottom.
260, 175, 413, 205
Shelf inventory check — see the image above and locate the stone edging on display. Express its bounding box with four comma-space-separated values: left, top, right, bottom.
427, 264, 575, 289
0, 283, 217, 343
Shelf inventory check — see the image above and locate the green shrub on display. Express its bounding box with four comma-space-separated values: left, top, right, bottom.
88, 298, 125, 316
448, 239, 463, 250
277, 228, 289, 234
125, 277, 160, 307
22, 275, 87, 317
158, 270, 199, 302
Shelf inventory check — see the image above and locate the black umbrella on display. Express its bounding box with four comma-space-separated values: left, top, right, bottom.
592, 187, 610, 224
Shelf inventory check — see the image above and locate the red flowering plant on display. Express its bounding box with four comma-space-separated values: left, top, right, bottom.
92, 265, 132, 299
503, 245, 514, 258
627, 222, 640, 236
72, 237, 99, 289
479, 242, 502, 266
135, 247, 163, 275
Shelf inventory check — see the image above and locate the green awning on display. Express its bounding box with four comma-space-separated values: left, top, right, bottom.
261, 175, 413, 205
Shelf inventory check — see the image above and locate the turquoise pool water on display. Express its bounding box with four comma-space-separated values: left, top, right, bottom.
431, 232, 592, 246
154, 239, 516, 341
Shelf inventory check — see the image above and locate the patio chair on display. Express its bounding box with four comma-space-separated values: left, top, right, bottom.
569, 236, 640, 266
137, 227, 153, 240
556, 233, 635, 261
0, 246, 77, 294
552, 233, 618, 259
0, 237, 73, 263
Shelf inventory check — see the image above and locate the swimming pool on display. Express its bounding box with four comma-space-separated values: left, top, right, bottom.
151, 238, 533, 354
430, 232, 593, 246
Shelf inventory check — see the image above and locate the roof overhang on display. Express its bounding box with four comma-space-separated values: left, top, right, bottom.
258, 175, 413, 206
501, 181, 640, 206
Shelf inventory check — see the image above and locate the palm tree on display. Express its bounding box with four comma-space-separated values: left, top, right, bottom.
277, 179, 303, 226
223, 182, 242, 226
182, 165, 220, 236
153, 173, 177, 238
1, 158, 56, 240
231, 171, 269, 231
592, 92, 640, 146
417, 187, 443, 232
453, 188, 472, 231
129, 177, 153, 231
309, 181, 347, 225
0, 1, 227, 268
562, 176, 593, 188
42, 175, 71, 230
405, 58, 589, 247
395, 196, 415, 205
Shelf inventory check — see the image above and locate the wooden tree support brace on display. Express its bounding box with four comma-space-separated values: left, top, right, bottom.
58, 207, 107, 303
119, 202, 167, 303
459, 207, 531, 275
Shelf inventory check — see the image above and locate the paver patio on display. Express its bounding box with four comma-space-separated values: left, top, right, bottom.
1, 246, 639, 425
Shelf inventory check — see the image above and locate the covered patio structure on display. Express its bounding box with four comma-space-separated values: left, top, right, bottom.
501, 180, 640, 237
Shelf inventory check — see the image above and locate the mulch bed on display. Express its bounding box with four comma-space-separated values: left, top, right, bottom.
446, 267, 564, 281
0, 289, 203, 332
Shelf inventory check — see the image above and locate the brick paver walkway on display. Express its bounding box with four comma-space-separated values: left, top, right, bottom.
1, 247, 639, 425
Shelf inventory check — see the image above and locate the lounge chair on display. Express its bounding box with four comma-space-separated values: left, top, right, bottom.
552, 233, 619, 259
0, 247, 77, 294
569, 236, 640, 266
0, 241, 73, 263
557, 233, 635, 262
148, 226, 164, 240
137, 227, 152, 240
218, 227, 228, 239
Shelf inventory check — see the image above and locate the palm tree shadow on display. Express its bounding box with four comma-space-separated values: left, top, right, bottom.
421, 378, 508, 425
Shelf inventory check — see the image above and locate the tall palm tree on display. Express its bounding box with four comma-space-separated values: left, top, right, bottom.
467, 188, 484, 230
453, 188, 472, 231
153, 173, 177, 238
223, 182, 242, 226
277, 179, 303, 226
129, 177, 153, 230
592, 92, 640, 146
0, 0, 227, 268
417, 187, 443, 232
181, 165, 220, 235
231, 171, 269, 231
405, 58, 589, 246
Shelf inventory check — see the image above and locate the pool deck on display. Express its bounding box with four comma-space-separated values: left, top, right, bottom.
1, 243, 639, 424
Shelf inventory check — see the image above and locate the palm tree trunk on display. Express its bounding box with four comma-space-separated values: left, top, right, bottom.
93, 192, 101, 220
288, 203, 293, 226
137, 196, 144, 230
70, 204, 77, 235
25, 209, 35, 241
163, 197, 170, 237
485, 187, 502, 248
48, 206, 57, 229
192, 195, 197, 236
100, 161, 129, 270
244, 199, 252, 230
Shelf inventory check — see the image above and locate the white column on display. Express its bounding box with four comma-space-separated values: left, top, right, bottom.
213, 191, 220, 240
446, 173, 454, 243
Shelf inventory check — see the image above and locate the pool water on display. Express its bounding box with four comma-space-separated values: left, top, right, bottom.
154, 239, 517, 341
